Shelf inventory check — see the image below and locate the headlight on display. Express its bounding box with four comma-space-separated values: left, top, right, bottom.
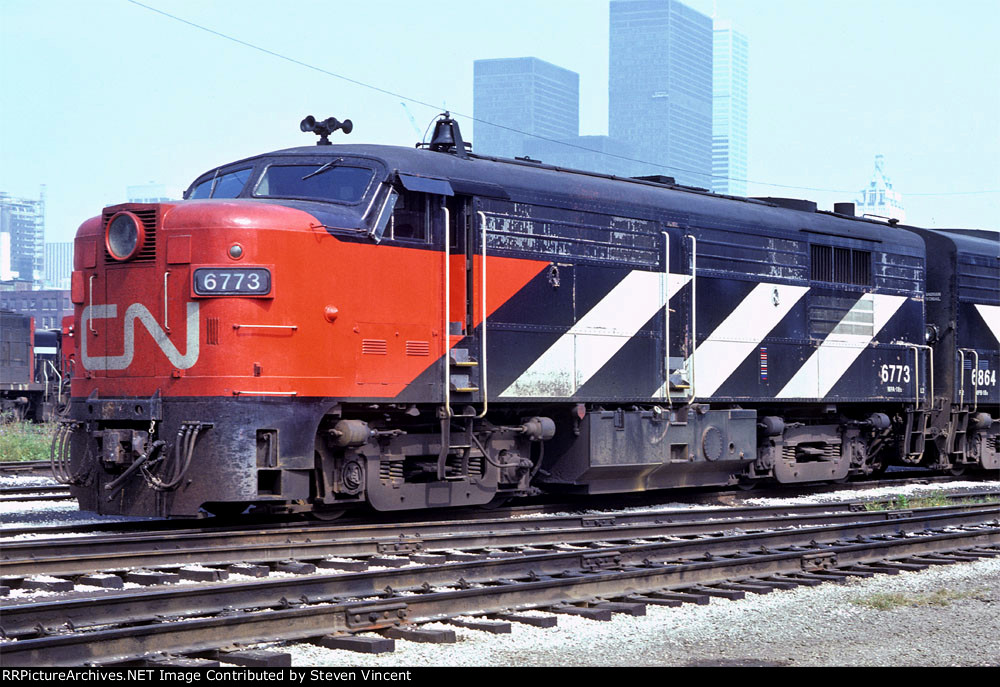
105, 211, 146, 261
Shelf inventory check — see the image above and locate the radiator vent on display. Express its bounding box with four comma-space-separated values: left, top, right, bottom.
362, 339, 388, 355
405, 340, 430, 356
206, 317, 220, 345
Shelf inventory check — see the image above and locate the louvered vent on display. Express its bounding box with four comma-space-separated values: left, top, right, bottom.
102, 207, 158, 264
362, 339, 388, 355
206, 317, 220, 345
405, 340, 430, 356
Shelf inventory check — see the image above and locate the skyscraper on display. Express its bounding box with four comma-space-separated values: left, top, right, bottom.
712, 20, 748, 196
44, 241, 73, 290
856, 154, 906, 223
473, 57, 579, 159
0, 188, 45, 286
609, 0, 714, 188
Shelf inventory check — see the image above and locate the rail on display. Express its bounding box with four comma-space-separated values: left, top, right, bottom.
3, 509, 996, 665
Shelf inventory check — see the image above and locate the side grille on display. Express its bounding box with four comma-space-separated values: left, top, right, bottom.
102, 207, 158, 263
206, 317, 220, 345
379, 460, 403, 484
362, 339, 388, 355
405, 340, 430, 356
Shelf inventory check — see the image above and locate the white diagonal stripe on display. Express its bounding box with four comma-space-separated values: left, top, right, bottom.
683, 282, 810, 398
500, 270, 690, 397
976, 304, 1000, 343
777, 293, 907, 399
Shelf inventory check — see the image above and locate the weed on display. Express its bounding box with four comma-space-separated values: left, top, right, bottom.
862, 491, 988, 511
0, 420, 57, 461
853, 588, 991, 610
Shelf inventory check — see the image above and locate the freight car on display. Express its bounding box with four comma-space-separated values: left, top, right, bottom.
1, 311, 73, 421
57, 115, 999, 518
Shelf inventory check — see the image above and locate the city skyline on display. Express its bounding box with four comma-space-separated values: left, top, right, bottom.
610, 0, 714, 188
1, 0, 997, 241
473, 57, 580, 159
712, 19, 748, 196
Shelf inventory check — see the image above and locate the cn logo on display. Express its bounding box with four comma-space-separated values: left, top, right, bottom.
81, 303, 200, 371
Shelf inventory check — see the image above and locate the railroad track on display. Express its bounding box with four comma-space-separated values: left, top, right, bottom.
0, 484, 72, 502
1, 503, 997, 666
0, 467, 991, 521
0, 459, 55, 477
2, 493, 998, 577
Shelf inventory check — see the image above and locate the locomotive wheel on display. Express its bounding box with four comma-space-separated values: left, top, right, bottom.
736, 478, 757, 491
478, 494, 511, 510
309, 507, 347, 521
949, 463, 967, 477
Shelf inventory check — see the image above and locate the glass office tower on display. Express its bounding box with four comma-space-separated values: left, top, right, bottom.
712, 20, 748, 196
609, 0, 713, 188
473, 57, 580, 159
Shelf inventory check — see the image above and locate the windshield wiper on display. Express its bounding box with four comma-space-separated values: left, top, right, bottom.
301, 158, 343, 181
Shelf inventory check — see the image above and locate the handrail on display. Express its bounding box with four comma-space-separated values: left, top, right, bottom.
46, 360, 63, 402
442, 202, 452, 419
661, 230, 671, 404
686, 234, 697, 403
88, 275, 96, 334
958, 348, 980, 412
906, 343, 934, 410
232, 391, 298, 396
476, 210, 488, 419
163, 271, 171, 334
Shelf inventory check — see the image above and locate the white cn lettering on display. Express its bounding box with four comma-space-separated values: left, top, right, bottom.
81, 302, 200, 371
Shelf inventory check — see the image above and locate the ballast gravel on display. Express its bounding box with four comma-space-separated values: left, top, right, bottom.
2, 472, 998, 665
272, 557, 1000, 667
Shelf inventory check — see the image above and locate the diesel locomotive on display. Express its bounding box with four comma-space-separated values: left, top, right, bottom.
1, 312, 74, 422
57, 114, 999, 518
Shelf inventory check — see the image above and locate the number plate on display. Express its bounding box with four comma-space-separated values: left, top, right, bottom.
193, 268, 271, 296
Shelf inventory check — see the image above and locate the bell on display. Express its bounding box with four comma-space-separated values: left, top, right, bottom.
429, 120, 456, 150
427, 112, 468, 158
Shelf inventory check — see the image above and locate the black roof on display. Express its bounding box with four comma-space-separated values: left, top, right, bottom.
190, 143, 926, 254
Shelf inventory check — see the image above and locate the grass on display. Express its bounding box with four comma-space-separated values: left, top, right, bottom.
0, 416, 58, 461
862, 491, 997, 511
853, 588, 992, 611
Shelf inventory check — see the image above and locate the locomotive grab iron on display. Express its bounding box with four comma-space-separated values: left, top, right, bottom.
58, 114, 1000, 518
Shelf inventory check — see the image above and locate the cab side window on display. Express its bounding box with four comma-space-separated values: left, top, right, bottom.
391, 191, 428, 242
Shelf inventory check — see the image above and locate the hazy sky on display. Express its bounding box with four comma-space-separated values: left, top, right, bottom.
2, 0, 998, 243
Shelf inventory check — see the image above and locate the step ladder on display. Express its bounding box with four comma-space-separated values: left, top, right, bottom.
902, 343, 935, 464
449, 347, 480, 393
437, 413, 476, 481
439, 205, 490, 482
902, 409, 930, 463
947, 408, 970, 462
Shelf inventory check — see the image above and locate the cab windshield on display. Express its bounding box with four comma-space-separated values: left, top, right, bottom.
187, 167, 252, 199
253, 164, 374, 204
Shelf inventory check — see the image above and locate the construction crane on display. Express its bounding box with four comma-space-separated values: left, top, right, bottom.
400, 102, 422, 141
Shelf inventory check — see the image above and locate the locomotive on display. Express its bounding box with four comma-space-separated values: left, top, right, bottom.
58, 114, 999, 518
1, 312, 74, 422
